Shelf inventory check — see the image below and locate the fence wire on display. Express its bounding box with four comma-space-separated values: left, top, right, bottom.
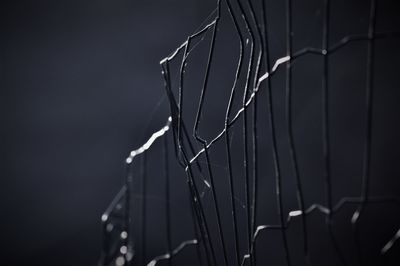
100, 0, 400, 265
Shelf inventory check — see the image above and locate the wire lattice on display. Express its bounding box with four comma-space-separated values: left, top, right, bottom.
100, 0, 400, 265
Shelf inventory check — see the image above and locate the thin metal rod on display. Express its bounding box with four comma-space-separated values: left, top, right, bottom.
283, 0, 295, 264
163, 135, 173, 266
224, 0, 246, 264
191, 1, 229, 264
141, 153, 147, 265
321, 1, 348, 265
352, 0, 377, 265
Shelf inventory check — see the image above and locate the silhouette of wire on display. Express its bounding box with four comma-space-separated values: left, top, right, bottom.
100, 1, 400, 265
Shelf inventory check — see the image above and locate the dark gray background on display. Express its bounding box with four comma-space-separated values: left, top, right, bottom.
1, 0, 215, 264
1, 0, 400, 265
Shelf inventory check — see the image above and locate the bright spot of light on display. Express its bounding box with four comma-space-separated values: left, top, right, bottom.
120, 231, 128, 239
289, 210, 302, 217
120, 245, 127, 254
116, 256, 125, 266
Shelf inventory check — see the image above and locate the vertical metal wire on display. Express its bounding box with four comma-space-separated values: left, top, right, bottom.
352, 0, 377, 265
141, 153, 147, 265
163, 134, 173, 266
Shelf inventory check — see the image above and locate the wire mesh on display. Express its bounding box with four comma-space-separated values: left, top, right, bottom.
100, 0, 400, 265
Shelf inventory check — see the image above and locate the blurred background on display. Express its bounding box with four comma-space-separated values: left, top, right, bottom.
1, 0, 216, 264
1, 0, 400, 265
